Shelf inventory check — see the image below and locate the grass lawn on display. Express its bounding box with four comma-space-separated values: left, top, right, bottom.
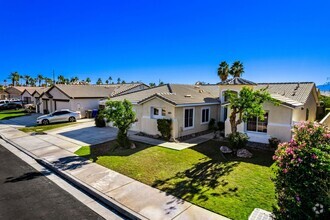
19, 122, 76, 133
0, 109, 28, 120
75, 140, 276, 220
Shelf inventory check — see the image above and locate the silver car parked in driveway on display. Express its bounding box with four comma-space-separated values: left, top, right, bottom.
36, 109, 81, 125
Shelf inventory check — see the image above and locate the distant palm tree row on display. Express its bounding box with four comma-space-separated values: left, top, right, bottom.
6, 72, 137, 87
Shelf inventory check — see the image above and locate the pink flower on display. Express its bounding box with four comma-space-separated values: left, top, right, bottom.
283, 169, 288, 173
297, 158, 302, 163
311, 154, 318, 159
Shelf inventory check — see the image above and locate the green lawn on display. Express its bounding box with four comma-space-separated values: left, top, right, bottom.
75, 140, 276, 220
0, 109, 28, 120
19, 122, 76, 133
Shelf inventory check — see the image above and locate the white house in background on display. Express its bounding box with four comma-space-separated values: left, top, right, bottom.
39, 83, 148, 117
31, 87, 50, 113
219, 77, 320, 143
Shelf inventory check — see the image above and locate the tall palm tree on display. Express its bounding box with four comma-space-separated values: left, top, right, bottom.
44, 77, 53, 86
37, 74, 44, 86
217, 61, 230, 82
19, 75, 24, 86
65, 78, 70, 85
96, 78, 103, 85
29, 78, 37, 86
230, 61, 244, 77
117, 78, 121, 84
24, 75, 31, 86
108, 76, 112, 84
57, 75, 65, 84
4, 79, 7, 86
86, 77, 91, 84
105, 80, 109, 84
9, 72, 20, 86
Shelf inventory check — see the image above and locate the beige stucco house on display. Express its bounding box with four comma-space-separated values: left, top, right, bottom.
100, 84, 221, 139
100, 78, 319, 144
219, 78, 320, 143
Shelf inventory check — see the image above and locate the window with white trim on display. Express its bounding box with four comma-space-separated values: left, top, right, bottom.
151, 107, 166, 119
246, 112, 269, 133
184, 108, 194, 128
201, 108, 210, 124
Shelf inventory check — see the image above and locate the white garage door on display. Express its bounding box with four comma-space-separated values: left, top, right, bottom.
55, 101, 71, 111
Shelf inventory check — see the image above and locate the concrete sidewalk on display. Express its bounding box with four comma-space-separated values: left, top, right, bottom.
0, 125, 228, 220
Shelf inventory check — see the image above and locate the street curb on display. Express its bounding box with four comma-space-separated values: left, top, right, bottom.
0, 133, 147, 220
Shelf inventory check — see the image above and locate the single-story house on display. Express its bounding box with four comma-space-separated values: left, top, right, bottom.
21, 87, 48, 104
100, 78, 319, 143
219, 77, 320, 143
5, 86, 32, 100
38, 83, 148, 117
100, 84, 221, 139
0, 89, 8, 100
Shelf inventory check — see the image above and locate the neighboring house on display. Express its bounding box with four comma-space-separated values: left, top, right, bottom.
31, 87, 49, 113
21, 87, 47, 104
219, 77, 320, 143
37, 83, 148, 116
5, 86, 29, 99
100, 84, 221, 139
0, 89, 8, 100
97, 83, 149, 96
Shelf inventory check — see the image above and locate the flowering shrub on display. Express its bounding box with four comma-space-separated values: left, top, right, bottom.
273, 122, 330, 219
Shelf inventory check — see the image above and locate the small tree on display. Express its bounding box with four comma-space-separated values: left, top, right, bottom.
273, 122, 330, 219
226, 87, 278, 134
103, 99, 136, 148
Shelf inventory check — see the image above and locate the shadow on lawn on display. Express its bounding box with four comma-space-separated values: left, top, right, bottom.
152, 158, 239, 203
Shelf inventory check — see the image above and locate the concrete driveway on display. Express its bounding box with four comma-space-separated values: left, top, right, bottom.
46, 121, 119, 146
0, 114, 42, 127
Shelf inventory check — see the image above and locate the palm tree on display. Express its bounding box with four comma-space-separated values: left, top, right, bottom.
9, 72, 20, 86
29, 78, 37, 86
37, 74, 44, 86
105, 80, 109, 84
4, 79, 7, 86
86, 77, 91, 84
230, 61, 244, 77
121, 80, 126, 84
117, 78, 121, 84
149, 82, 156, 87
24, 75, 31, 86
217, 61, 230, 82
19, 75, 24, 86
44, 77, 53, 86
65, 78, 70, 85
96, 78, 103, 85
74, 76, 79, 83
108, 76, 112, 84
57, 75, 65, 84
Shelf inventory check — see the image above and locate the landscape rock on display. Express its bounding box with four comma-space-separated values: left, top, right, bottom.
130, 143, 136, 149
237, 148, 253, 158
220, 146, 233, 154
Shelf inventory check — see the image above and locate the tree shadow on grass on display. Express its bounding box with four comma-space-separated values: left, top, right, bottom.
152, 157, 239, 204
4, 170, 51, 183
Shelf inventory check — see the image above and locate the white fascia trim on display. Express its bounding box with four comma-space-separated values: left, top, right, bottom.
176, 103, 219, 107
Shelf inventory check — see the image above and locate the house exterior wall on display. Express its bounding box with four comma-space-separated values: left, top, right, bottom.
48, 87, 70, 100
70, 98, 101, 117
21, 91, 34, 104
225, 101, 293, 143
292, 92, 317, 123
174, 105, 219, 138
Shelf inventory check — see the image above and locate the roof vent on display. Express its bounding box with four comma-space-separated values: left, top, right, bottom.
184, 94, 192, 97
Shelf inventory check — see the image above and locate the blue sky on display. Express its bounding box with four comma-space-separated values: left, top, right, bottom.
0, 0, 329, 85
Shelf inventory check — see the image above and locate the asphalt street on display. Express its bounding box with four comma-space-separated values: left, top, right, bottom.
0, 144, 104, 220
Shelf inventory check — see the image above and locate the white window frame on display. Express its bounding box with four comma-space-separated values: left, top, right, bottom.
151, 107, 166, 119
183, 107, 195, 130
201, 107, 210, 124
245, 112, 269, 134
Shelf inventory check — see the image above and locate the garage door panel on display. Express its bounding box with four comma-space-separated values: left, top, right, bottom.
55, 101, 71, 111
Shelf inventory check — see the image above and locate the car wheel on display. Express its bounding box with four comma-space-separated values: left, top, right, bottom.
69, 117, 76, 122
42, 119, 49, 125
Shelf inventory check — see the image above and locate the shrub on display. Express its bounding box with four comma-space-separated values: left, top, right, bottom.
227, 132, 249, 149
208, 118, 216, 130
157, 119, 172, 140
268, 137, 280, 149
95, 111, 106, 127
273, 122, 330, 219
217, 121, 225, 131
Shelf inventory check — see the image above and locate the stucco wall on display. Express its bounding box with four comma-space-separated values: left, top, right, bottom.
292, 92, 317, 122
225, 101, 293, 143
70, 99, 101, 117
174, 105, 219, 138
48, 87, 70, 100
21, 91, 34, 104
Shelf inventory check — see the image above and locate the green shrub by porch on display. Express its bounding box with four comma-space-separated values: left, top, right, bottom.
157, 119, 172, 140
